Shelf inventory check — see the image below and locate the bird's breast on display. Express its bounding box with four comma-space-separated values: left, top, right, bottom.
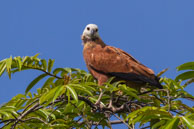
83, 42, 97, 62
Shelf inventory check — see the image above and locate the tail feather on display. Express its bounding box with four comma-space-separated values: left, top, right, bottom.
108, 72, 163, 89
153, 76, 163, 89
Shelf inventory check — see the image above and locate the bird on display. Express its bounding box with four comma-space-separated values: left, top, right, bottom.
81, 24, 162, 90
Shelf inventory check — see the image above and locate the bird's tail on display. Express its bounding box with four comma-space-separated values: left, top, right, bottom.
154, 76, 163, 89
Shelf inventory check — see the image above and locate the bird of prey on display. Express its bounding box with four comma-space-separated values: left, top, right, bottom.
81, 24, 162, 89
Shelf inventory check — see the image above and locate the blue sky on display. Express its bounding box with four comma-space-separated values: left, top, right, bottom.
0, 0, 194, 128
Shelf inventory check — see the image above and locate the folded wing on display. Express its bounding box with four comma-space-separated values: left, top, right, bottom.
84, 45, 162, 88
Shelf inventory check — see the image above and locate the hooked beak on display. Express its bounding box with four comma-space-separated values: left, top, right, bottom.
91, 29, 95, 36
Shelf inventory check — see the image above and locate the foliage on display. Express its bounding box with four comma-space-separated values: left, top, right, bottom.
0, 54, 193, 129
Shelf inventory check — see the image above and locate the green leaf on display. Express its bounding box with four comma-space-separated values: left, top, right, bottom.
66, 85, 78, 103
52, 85, 65, 103
0, 111, 10, 117
125, 106, 150, 121
34, 109, 49, 120
51, 124, 68, 127
157, 68, 168, 77
0, 106, 17, 117
27, 92, 32, 98
25, 74, 47, 94
22, 56, 31, 64
12, 94, 26, 99
41, 59, 47, 71
55, 79, 64, 86
11, 67, 31, 74
112, 80, 125, 87
6, 56, 12, 79
118, 84, 139, 99
0, 61, 6, 76
19, 124, 32, 129
151, 120, 166, 129
32, 53, 40, 58
66, 88, 70, 103
48, 59, 54, 73
39, 85, 64, 104
184, 78, 194, 87
15, 99, 27, 109
175, 71, 194, 81
16, 57, 22, 71
104, 77, 115, 85
119, 84, 137, 93
69, 84, 93, 96
163, 116, 180, 129
177, 62, 194, 71
42, 77, 55, 90
181, 116, 194, 129
139, 109, 171, 127
63, 67, 72, 74
50, 119, 67, 125
53, 68, 67, 75
141, 111, 170, 123
82, 84, 97, 92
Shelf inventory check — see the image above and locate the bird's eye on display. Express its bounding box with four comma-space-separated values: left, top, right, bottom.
96, 29, 98, 32
87, 27, 90, 31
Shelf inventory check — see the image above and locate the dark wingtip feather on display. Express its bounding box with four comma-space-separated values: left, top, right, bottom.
156, 83, 163, 89
154, 76, 163, 89
109, 72, 163, 89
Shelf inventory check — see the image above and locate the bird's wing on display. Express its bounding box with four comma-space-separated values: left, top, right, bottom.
85, 45, 160, 86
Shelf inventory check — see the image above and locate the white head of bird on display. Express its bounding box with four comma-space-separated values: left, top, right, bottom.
82, 24, 100, 39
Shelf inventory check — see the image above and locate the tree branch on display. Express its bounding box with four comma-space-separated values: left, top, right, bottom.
22, 65, 63, 79
92, 120, 129, 125
113, 113, 131, 129
21, 117, 48, 125
11, 102, 39, 129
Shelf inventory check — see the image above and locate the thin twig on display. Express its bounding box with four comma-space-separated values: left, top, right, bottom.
138, 89, 153, 95
166, 90, 171, 113
92, 120, 129, 125
95, 90, 104, 105
11, 103, 39, 129
140, 126, 151, 129
1, 121, 13, 129
2, 93, 148, 128
21, 117, 48, 125
47, 101, 65, 119
23, 65, 63, 79
182, 96, 194, 101
94, 118, 105, 129
69, 101, 88, 126
75, 117, 82, 123
0, 119, 15, 124
171, 110, 185, 116
152, 94, 165, 105
21, 99, 39, 114
113, 113, 132, 129
78, 95, 96, 109
107, 117, 113, 129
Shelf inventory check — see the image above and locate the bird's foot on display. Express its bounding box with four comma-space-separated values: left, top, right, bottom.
107, 92, 116, 112
95, 91, 104, 106
91, 91, 104, 112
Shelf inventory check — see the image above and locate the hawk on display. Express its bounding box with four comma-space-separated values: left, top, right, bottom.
81, 24, 162, 89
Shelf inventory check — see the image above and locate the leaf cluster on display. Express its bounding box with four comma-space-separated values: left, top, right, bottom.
0, 55, 193, 129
